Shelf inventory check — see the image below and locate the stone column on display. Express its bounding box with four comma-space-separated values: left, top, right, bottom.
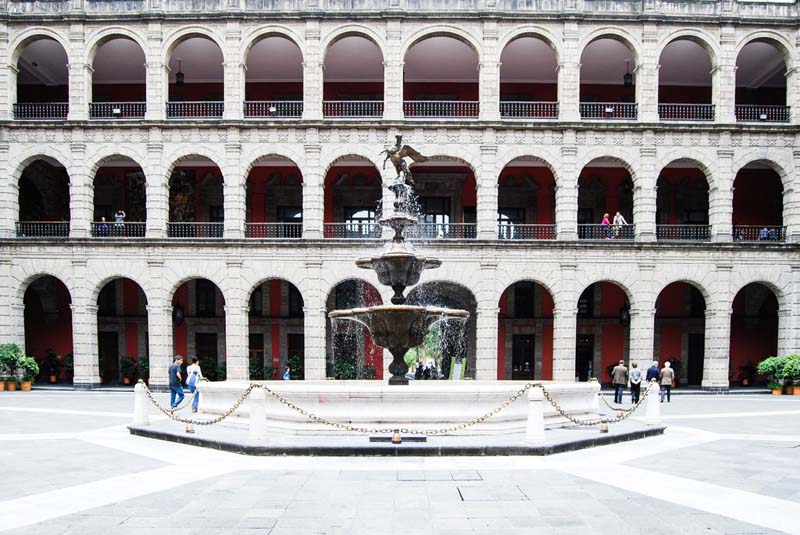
477, 144, 498, 239
145, 141, 168, 238
702, 265, 732, 390
559, 22, 581, 122
0, 27, 14, 120
223, 140, 245, 239
479, 21, 500, 121
556, 144, 578, 240
302, 21, 322, 120
71, 262, 99, 389
223, 22, 243, 121
634, 146, 657, 242
0, 260, 24, 347
710, 149, 734, 242
384, 20, 404, 120
714, 26, 737, 124
146, 296, 172, 389
475, 261, 498, 380
66, 25, 89, 121
778, 265, 800, 355
303, 260, 326, 380
224, 304, 249, 381
0, 142, 14, 237
789, 66, 800, 125
303, 142, 323, 239
638, 24, 659, 122
145, 22, 165, 121
552, 303, 577, 381
628, 306, 656, 371
69, 142, 92, 238
786, 150, 800, 243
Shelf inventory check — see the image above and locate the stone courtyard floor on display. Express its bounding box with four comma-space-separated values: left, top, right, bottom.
1, 390, 800, 534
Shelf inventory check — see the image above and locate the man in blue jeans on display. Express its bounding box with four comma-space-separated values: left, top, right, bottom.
168, 355, 185, 410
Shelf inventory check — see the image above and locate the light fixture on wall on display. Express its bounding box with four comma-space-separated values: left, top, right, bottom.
175, 59, 185, 87
172, 304, 185, 325
623, 60, 633, 87
619, 301, 630, 325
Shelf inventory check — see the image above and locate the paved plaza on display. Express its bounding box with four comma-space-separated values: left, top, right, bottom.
1, 390, 800, 534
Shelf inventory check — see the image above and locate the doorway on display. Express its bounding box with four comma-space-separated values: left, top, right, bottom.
98, 331, 119, 384
687, 333, 704, 386
575, 335, 594, 381
512, 335, 535, 380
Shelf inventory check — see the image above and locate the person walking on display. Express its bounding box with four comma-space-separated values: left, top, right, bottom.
611, 359, 628, 404
660, 361, 675, 403
646, 360, 660, 384
168, 355, 185, 410
629, 362, 642, 403
601, 213, 611, 239
185, 356, 203, 414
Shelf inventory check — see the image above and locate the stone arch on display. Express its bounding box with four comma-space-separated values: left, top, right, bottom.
735, 31, 794, 65
16, 270, 73, 303
320, 25, 387, 61
730, 276, 788, 312
656, 29, 720, 67
495, 149, 562, 185
653, 277, 712, 309
655, 153, 716, 190
240, 26, 305, 65
11, 150, 72, 183
498, 26, 561, 61
161, 26, 226, 63
9, 28, 71, 65
574, 276, 636, 304
88, 271, 151, 306
408, 151, 481, 177
400, 26, 483, 61
575, 151, 638, 187
83, 27, 149, 66
578, 27, 642, 65
163, 149, 225, 179
499, 278, 558, 305
321, 149, 383, 176
243, 150, 305, 178
87, 149, 148, 179
163, 264, 229, 301
732, 155, 791, 192
245, 275, 306, 303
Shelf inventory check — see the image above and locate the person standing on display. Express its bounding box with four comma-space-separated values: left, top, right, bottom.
660, 361, 675, 403
168, 355, 185, 410
282, 365, 291, 381
114, 209, 126, 236
646, 360, 660, 384
601, 213, 611, 239
629, 362, 642, 403
612, 211, 628, 238
611, 359, 628, 404
186, 356, 203, 414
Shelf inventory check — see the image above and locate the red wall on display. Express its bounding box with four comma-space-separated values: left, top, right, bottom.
498, 166, 556, 224
657, 168, 707, 224
404, 82, 478, 101
658, 85, 711, 104
579, 83, 635, 102
24, 279, 73, 363
168, 83, 224, 101
732, 169, 783, 226
500, 83, 557, 102
170, 166, 223, 222
17, 84, 68, 102
246, 82, 303, 101
323, 166, 381, 223
324, 82, 383, 100
246, 166, 303, 223
730, 287, 778, 376
92, 84, 146, 102
578, 167, 632, 220
496, 284, 554, 380
94, 166, 145, 220
172, 284, 189, 358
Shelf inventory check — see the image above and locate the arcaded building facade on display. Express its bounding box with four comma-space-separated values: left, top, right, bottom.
2, 0, 799, 390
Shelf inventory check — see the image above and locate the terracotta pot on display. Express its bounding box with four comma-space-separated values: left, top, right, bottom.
741, 378, 750, 386
122, 377, 130, 385
49, 375, 57, 384
20, 381, 32, 392
772, 388, 783, 396
6, 381, 16, 391
793, 385, 800, 396
0, 381, 5, 392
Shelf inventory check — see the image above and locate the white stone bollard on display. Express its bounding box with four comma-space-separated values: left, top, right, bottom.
247, 387, 268, 445
525, 386, 546, 445
645, 381, 661, 422
133, 382, 150, 427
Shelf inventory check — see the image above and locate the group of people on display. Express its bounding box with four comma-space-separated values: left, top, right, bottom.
600, 211, 628, 238
168, 355, 204, 433
611, 359, 676, 404
96, 209, 127, 237
414, 362, 440, 380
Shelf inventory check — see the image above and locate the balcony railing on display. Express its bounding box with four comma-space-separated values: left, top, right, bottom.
658, 103, 715, 121
735, 105, 790, 123
13, 102, 69, 120
656, 225, 711, 242
578, 224, 635, 241
89, 102, 146, 119
580, 102, 637, 120
245, 223, 303, 239
324, 222, 382, 239
244, 101, 303, 118
497, 224, 556, 240
409, 223, 477, 240
323, 100, 383, 118
91, 222, 146, 238
167, 222, 224, 238
733, 225, 786, 242
166, 101, 224, 119
499, 101, 559, 119
404, 101, 479, 118
15, 221, 70, 238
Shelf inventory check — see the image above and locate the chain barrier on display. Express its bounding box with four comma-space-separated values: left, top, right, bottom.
138, 378, 654, 434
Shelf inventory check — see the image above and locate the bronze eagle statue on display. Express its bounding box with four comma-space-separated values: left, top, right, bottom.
380, 135, 428, 186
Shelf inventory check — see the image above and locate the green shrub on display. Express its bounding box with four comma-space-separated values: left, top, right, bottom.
767, 380, 784, 391
120, 356, 137, 380
780, 355, 800, 385
137, 356, 149, 383
757, 356, 785, 383
0, 344, 24, 377
18, 356, 39, 382
287, 354, 304, 380
45, 350, 61, 376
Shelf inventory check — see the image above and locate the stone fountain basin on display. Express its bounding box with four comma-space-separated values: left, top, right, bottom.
355, 253, 441, 289
329, 305, 467, 349
199, 380, 601, 435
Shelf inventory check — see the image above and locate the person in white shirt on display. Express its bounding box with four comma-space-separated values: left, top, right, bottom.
612, 211, 628, 238
186, 356, 203, 414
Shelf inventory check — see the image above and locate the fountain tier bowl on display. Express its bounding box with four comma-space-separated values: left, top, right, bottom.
199, 380, 601, 435
355, 253, 441, 292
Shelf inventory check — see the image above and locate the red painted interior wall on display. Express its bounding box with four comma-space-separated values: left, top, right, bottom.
657, 168, 708, 224
657, 85, 711, 103
732, 169, 783, 226
498, 166, 556, 224
246, 82, 303, 101
172, 283, 189, 358
168, 83, 224, 101
170, 166, 223, 222
122, 279, 143, 358
730, 286, 778, 377
323, 166, 381, 223
91, 84, 146, 102
94, 166, 145, 220
579, 83, 635, 102
496, 284, 554, 380
17, 84, 68, 102
655, 282, 689, 363
246, 166, 303, 223
578, 167, 632, 220
24, 278, 73, 364
500, 83, 557, 102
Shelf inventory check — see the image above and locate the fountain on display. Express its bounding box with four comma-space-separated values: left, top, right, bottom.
329, 137, 469, 384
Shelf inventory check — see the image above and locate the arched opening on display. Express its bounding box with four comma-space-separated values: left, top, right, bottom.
90, 36, 146, 119
497, 281, 554, 380
403, 35, 479, 118
24, 275, 73, 384
730, 283, 778, 386
17, 158, 70, 238
326, 279, 383, 379
246, 156, 303, 238
92, 156, 146, 238
97, 278, 148, 385
577, 157, 634, 240
244, 35, 303, 118
656, 160, 710, 241
499, 35, 558, 119
14, 37, 69, 119
406, 281, 477, 380
167, 156, 224, 238
732, 162, 784, 241
323, 156, 382, 239
735, 40, 789, 122
497, 157, 556, 240
409, 159, 477, 239
658, 39, 714, 121
323, 35, 384, 117
654, 282, 706, 386
166, 35, 224, 118
172, 278, 226, 380
248, 279, 304, 380
575, 282, 630, 383
580, 37, 637, 119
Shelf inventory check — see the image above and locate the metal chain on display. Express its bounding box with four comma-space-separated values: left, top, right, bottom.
139, 380, 256, 426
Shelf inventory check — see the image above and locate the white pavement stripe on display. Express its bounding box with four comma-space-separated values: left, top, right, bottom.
0, 433, 77, 441
0, 407, 131, 418
561, 463, 800, 535
716, 433, 800, 443
658, 409, 800, 420
0, 464, 235, 532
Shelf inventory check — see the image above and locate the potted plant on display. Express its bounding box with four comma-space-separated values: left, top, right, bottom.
780, 355, 800, 396
0, 344, 24, 391
757, 356, 785, 395
63, 353, 74, 382
18, 356, 39, 392
737, 362, 757, 386
45, 350, 61, 383
120, 356, 137, 385
287, 354, 304, 380
137, 356, 149, 385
